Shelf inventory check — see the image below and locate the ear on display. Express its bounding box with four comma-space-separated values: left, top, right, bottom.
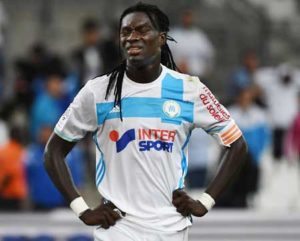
159, 32, 167, 47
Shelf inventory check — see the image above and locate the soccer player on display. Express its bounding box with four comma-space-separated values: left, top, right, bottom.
44, 3, 247, 241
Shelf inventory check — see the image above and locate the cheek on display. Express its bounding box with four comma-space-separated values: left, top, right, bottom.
120, 37, 126, 47
145, 36, 161, 52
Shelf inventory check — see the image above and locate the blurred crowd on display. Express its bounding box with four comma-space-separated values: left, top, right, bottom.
0, 5, 300, 212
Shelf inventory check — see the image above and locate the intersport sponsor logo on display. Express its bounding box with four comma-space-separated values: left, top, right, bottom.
109, 128, 176, 153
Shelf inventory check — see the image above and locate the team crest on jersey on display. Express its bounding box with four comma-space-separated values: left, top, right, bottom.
163, 100, 181, 118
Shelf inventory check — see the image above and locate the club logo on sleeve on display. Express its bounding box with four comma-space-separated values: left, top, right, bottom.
163, 100, 181, 118
109, 128, 177, 153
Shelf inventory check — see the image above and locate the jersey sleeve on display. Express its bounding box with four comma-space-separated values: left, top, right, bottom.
54, 82, 97, 142
193, 80, 242, 147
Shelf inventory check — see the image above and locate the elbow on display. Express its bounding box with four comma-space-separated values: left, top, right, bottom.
239, 135, 248, 155
236, 136, 248, 165
231, 135, 248, 165
43, 145, 52, 172
43, 143, 57, 173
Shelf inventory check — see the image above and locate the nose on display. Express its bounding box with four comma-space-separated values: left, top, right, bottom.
127, 30, 140, 41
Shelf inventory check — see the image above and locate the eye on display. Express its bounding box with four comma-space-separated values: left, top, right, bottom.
120, 28, 131, 37
138, 26, 151, 34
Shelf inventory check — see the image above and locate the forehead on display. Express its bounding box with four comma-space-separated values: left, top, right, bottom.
121, 12, 155, 29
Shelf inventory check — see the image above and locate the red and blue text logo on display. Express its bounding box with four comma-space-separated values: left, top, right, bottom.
109, 128, 176, 153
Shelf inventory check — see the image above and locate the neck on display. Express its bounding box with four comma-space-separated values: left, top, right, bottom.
126, 56, 162, 83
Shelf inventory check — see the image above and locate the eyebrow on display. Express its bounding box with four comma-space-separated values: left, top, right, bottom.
121, 21, 153, 30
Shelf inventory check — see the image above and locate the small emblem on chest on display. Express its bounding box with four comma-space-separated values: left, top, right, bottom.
163, 100, 181, 118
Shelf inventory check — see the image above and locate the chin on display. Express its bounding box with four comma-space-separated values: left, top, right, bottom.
127, 54, 159, 68
127, 56, 148, 68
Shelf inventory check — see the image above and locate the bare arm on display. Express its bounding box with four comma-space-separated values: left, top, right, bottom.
44, 133, 122, 228
206, 136, 247, 200
44, 133, 79, 203
173, 136, 247, 217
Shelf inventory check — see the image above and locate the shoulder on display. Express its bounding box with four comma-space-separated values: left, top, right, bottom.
163, 67, 208, 103
164, 66, 189, 79
86, 74, 110, 89
82, 74, 110, 95
68, 75, 107, 104
76, 74, 111, 103
163, 66, 201, 85
165, 67, 203, 91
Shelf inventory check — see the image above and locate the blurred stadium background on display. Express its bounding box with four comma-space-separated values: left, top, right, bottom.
0, 0, 300, 240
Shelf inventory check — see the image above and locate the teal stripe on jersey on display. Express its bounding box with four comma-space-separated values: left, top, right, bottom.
96, 158, 102, 173
93, 131, 106, 186
96, 102, 115, 125
161, 73, 183, 101
96, 157, 105, 186
178, 131, 192, 189
96, 97, 193, 125
93, 130, 101, 151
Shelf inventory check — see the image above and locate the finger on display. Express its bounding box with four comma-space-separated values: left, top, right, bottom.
103, 211, 116, 226
179, 199, 193, 213
112, 208, 123, 219
107, 208, 122, 220
100, 216, 109, 229
176, 206, 189, 217
173, 189, 185, 198
176, 202, 191, 216
176, 201, 188, 213
172, 194, 190, 207
105, 202, 126, 217
105, 202, 115, 209
172, 196, 186, 206
181, 210, 190, 217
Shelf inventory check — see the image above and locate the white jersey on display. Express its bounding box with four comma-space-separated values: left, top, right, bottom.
55, 65, 242, 231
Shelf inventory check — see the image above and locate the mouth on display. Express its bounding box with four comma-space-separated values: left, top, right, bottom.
126, 46, 143, 56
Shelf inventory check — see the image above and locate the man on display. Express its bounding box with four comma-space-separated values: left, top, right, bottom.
228, 50, 262, 106
255, 64, 299, 162
44, 3, 247, 241
169, 8, 215, 79
0, 126, 27, 210
72, 18, 120, 86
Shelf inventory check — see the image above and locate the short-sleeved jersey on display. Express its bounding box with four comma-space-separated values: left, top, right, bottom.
55, 65, 242, 231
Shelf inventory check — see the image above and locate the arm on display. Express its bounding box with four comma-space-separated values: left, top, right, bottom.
173, 136, 247, 217
44, 133, 78, 203
206, 136, 247, 199
44, 133, 122, 228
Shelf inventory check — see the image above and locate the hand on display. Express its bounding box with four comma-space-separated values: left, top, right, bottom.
172, 189, 208, 217
79, 202, 124, 229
